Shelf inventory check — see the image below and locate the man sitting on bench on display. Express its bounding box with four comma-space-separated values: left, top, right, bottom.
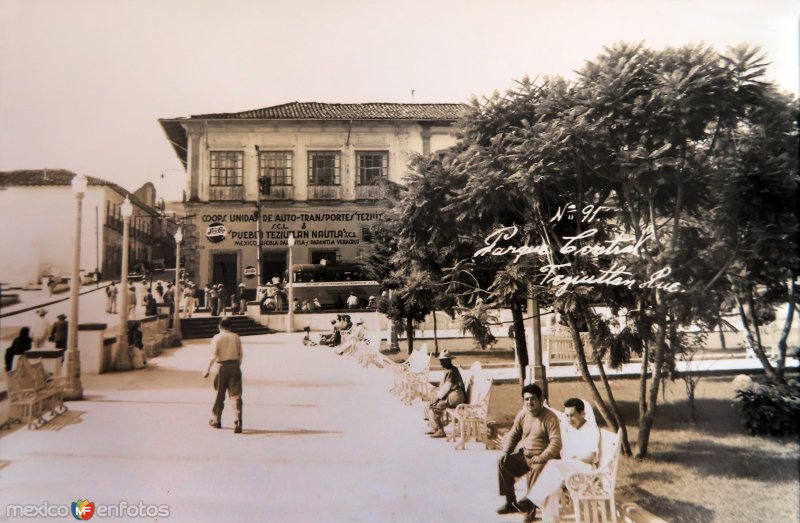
497, 383, 561, 522
528, 397, 600, 522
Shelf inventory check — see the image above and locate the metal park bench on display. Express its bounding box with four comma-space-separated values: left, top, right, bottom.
386, 344, 432, 406
7, 356, 68, 429
445, 361, 493, 450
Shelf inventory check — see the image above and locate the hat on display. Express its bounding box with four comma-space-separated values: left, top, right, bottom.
438, 350, 455, 360
36, 308, 47, 316
57, 313, 67, 320
238, 283, 245, 287
356, 318, 364, 324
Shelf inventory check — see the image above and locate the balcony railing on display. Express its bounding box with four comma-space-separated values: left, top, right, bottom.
261, 185, 294, 200
209, 185, 245, 201
355, 185, 386, 200
307, 185, 342, 201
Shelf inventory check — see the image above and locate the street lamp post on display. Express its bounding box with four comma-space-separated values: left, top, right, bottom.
173, 228, 183, 345
115, 197, 134, 371
64, 174, 87, 400
286, 233, 295, 333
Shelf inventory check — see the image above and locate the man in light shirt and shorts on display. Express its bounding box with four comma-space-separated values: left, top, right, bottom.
204, 318, 244, 434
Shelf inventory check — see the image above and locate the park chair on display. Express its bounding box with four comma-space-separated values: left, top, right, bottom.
387, 344, 430, 396
7, 356, 67, 429
564, 428, 622, 523
357, 332, 383, 368
445, 361, 493, 449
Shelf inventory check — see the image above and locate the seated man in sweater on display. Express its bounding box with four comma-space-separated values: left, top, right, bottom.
528, 397, 600, 522
497, 383, 562, 522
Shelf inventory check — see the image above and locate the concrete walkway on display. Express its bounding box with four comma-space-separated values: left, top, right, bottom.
1, 333, 511, 523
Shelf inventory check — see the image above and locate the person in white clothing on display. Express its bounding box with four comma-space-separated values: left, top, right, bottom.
526, 398, 600, 522
30, 308, 52, 348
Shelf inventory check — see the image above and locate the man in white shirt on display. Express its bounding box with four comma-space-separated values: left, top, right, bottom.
526, 397, 600, 522
346, 292, 359, 309
204, 318, 244, 434
31, 308, 52, 348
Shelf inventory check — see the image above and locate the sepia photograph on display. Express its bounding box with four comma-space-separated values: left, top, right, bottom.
1, 1, 798, 522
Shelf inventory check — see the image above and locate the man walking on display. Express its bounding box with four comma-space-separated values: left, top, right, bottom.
203, 318, 244, 434
497, 383, 562, 522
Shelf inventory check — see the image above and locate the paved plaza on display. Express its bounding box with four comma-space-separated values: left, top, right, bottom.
1, 331, 511, 523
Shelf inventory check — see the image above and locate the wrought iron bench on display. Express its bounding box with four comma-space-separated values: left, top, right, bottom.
8, 356, 68, 429
445, 361, 493, 450
386, 344, 432, 405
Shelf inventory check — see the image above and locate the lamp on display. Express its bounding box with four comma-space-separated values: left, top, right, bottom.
64, 174, 88, 399
286, 233, 295, 333
173, 227, 183, 344
115, 197, 134, 371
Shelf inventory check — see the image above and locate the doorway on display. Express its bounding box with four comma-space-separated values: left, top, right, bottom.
262, 251, 287, 284
212, 253, 238, 291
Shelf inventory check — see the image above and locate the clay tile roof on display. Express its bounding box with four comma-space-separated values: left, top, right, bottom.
0, 169, 155, 213
191, 102, 467, 121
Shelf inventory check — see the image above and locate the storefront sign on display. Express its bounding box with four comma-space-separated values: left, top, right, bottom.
243, 266, 257, 279
206, 223, 226, 243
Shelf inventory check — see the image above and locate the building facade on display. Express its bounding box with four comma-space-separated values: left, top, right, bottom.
0, 170, 159, 285
159, 102, 464, 292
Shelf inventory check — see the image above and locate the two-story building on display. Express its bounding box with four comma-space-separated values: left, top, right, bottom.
0, 170, 159, 285
159, 102, 464, 293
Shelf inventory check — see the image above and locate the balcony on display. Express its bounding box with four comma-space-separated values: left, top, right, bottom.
261, 185, 294, 201
209, 185, 244, 201
355, 185, 386, 200
307, 185, 342, 201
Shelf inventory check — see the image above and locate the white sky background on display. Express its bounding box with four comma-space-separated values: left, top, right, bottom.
1, 0, 797, 202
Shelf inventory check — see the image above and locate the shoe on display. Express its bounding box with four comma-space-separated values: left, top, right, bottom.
209, 420, 221, 429
430, 430, 446, 438
523, 506, 538, 522
234, 422, 242, 434
496, 501, 520, 515
424, 429, 436, 435
515, 499, 535, 513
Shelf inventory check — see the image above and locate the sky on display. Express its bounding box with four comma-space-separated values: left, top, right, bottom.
1, 0, 797, 202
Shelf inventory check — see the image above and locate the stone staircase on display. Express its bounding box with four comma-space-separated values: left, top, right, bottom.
180, 316, 274, 339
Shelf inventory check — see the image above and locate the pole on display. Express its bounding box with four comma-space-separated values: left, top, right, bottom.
173, 232, 182, 345
286, 239, 294, 333
529, 295, 547, 400
64, 190, 85, 400
256, 200, 262, 288
95, 205, 99, 276
115, 212, 132, 371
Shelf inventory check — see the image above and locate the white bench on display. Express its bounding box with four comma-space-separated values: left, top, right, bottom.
445, 361, 493, 450
536, 400, 622, 523
357, 333, 383, 368
386, 344, 432, 406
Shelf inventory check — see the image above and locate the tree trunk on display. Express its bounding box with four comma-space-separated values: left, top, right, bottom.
776, 278, 797, 380
737, 292, 783, 384
718, 317, 727, 351
594, 354, 633, 456
405, 314, 415, 355
564, 312, 616, 434
432, 310, 440, 356
636, 299, 668, 460
510, 297, 529, 387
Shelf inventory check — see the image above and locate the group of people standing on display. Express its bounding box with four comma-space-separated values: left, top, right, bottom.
4, 308, 68, 371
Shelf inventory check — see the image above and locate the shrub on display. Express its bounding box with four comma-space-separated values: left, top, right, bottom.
735, 379, 800, 436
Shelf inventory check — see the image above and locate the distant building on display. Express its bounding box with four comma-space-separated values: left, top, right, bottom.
0, 169, 160, 285
158, 101, 464, 291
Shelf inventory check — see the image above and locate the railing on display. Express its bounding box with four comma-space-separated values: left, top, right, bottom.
355, 185, 385, 200
261, 185, 294, 200
307, 185, 342, 200
209, 185, 245, 201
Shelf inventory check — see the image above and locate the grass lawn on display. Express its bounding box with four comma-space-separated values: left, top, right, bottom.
488, 376, 799, 523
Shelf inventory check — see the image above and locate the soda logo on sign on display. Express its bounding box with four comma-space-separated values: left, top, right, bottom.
206, 222, 226, 243
243, 266, 257, 279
